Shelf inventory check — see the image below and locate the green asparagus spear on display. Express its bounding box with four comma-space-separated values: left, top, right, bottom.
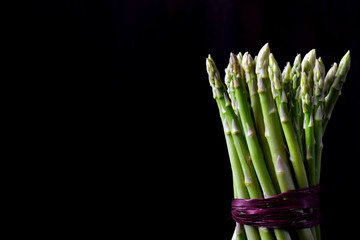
230, 53, 277, 198
207, 56, 261, 240
227, 56, 264, 200
256, 45, 295, 192
290, 54, 304, 159
242, 52, 280, 193
323, 63, 337, 97
282, 62, 292, 103
300, 71, 316, 187
324, 51, 351, 131
256, 44, 314, 240
209, 55, 280, 240
230, 53, 276, 240
223, 118, 260, 240
268, 53, 309, 189
300, 49, 317, 187
225, 64, 244, 131
255, 44, 301, 240
313, 59, 325, 184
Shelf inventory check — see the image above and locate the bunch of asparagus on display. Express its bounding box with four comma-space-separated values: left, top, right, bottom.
206, 43, 350, 240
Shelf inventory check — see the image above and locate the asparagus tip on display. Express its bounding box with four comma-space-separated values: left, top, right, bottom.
307, 49, 317, 67
318, 57, 326, 79
301, 49, 316, 71
237, 52, 243, 64
256, 43, 270, 78
336, 50, 351, 78
324, 63, 338, 93
269, 53, 281, 90
293, 54, 301, 68
313, 59, 321, 82
242, 52, 253, 73
229, 52, 240, 75
282, 62, 291, 83
206, 57, 215, 87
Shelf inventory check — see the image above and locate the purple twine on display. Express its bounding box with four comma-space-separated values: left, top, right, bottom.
231, 185, 321, 229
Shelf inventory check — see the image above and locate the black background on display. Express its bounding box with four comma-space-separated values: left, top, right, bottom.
24, 0, 360, 239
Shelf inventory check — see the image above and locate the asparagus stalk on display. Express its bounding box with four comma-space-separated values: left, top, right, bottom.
217, 55, 276, 240
256, 44, 314, 240
300, 71, 316, 187
311, 59, 325, 240
242, 52, 280, 193
227, 56, 264, 201
290, 54, 304, 159
301, 50, 316, 174
230, 53, 277, 198
225, 65, 244, 131
323, 51, 351, 131
323, 63, 337, 98
210, 55, 280, 240
281, 62, 292, 103
270, 53, 317, 240
210, 62, 263, 210
207, 56, 261, 240
229, 53, 277, 240
300, 50, 317, 187
256, 44, 305, 239
313, 59, 325, 184
223, 118, 260, 240
256, 44, 295, 192
207, 56, 250, 177
268, 53, 309, 189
